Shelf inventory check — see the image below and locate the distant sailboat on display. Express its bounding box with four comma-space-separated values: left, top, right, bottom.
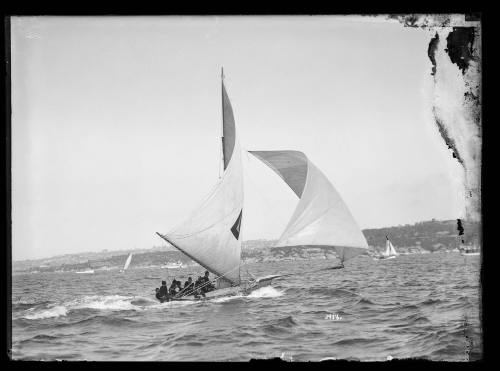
461, 245, 480, 256
377, 236, 398, 260
120, 253, 133, 272
75, 269, 94, 274
461, 251, 480, 256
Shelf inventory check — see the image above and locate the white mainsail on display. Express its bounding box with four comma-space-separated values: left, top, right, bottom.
249, 150, 368, 262
157, 75, 243, 286
123, 253, 133, 271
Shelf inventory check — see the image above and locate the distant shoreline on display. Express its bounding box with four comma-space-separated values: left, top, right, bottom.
12, 218, 480, 274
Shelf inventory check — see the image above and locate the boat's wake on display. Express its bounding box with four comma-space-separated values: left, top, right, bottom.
22, 305, 68, 320
18, 287, 285, 320
18, 295, 165, 320
247, 286, 284, 298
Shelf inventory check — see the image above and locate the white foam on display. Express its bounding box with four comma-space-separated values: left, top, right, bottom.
211, 294, 244, 303
247, 286, 284, 298
71, 295, 140, 311
23, 305, 68, 320
157, 299, 199, 308
20, 288, 284, 320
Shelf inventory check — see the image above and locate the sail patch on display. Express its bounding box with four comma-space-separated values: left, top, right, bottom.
231, 210, 243, 240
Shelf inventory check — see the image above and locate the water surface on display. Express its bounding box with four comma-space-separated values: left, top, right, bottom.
12, 253, 482, 361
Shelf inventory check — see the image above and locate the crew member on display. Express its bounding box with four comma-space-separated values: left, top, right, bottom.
169, 279, 180, 296
183, 277, 194, 294
158, 281, 169, 302
202, 271, 215, 292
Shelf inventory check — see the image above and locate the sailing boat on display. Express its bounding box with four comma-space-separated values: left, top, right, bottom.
377, 236, 398, 260
155, 71, 368, 301
156, 69, 271, 300
120, 253, 133, 273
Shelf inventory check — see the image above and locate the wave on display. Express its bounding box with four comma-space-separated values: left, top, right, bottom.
32, 334, 60, 340
332, 337, 381, 346
23, 305, 68, 320
419, 298, 444, 306
74, 315, 139, 327
20, 295, 162, 320
274, 315, 298, 327
13, 302, 42, 311
261, 315, 298, 335
12, 299, 53, 311
18, 287, 285, 321
71, 295, 140, 311
403, 313, 431, 325
130, 298, 159, 306
308, 287, 362, 299
247, 286, 284, 298
157, 299, 200, 309
210, 295, 244, 303
356, 298, 376, 305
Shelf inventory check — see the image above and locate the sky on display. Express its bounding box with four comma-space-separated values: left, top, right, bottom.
11, 16, 465, 260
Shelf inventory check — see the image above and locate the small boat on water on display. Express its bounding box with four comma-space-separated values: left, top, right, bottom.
120, 253, 133, 273
155, 70, 369, 302
461, 248, 480, 256
376, 236, 399, 260
76, 261, 94, 274
75, 268, 94, 274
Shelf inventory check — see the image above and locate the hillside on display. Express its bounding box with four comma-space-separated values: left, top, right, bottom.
13, 219, 480, 273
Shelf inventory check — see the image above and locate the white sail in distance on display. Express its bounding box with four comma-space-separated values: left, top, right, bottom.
123, 253, 133, 271
157, 75, 243, 286
249, 150, 368, 262
384, 237, 398, 257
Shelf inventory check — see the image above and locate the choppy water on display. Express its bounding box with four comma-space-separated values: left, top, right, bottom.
11, 253, 482, 361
